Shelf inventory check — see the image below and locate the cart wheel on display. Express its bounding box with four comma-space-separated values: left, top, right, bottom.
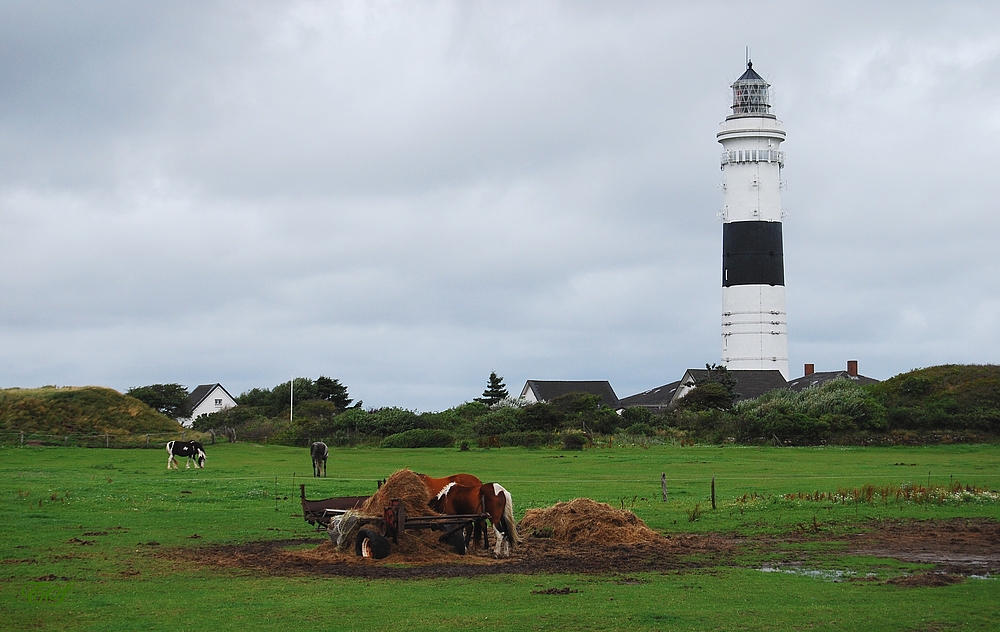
355, 527, 391, 559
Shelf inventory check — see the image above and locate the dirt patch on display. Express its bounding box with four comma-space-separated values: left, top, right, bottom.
520, 498, 664, 545
531, 587, 579, 595
887, 572, 965, 588
846, 519, 1000, 575
165, 513, 1000, 580
173, 533, 730, 579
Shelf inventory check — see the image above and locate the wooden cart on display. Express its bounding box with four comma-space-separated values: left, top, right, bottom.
300, 485, 487, 559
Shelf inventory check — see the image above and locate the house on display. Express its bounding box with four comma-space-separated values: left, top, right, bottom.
621, 369, 787, 410
184, 383, 237, 425
618, 380, 681, 412
519, 380, 620, 409
786, 361, 880, 392
672, 369, 788, 404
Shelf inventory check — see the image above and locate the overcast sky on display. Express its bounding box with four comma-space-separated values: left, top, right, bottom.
2, 1, 1000, 411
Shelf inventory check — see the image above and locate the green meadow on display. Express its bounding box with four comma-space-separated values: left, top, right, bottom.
2, 442, 999, 631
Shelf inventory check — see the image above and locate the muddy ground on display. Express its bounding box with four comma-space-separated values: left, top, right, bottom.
170, 518, 1000, 581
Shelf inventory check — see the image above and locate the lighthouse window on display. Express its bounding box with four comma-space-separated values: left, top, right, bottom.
720, 149, 784, 168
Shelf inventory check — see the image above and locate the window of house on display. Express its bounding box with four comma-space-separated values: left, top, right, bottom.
214, 399, 222, 406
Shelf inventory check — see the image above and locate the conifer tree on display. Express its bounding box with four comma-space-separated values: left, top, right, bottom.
475, 371, 509, 406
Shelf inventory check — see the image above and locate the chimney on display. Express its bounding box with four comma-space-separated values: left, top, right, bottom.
847, 360, 858, 377
804, 363, 815, 376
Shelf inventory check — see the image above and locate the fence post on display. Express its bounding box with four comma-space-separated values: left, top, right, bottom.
711, 476, 717, 510
21, 431, 24, 445
65, 436, 68, 447
105, 433, 109, 448
146, 434, 149, 448
661, 472, 667, 502
182, 431, 186, 441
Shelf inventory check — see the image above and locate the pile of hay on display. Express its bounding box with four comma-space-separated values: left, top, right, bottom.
519, 498, 663, 545
359, 468, 437, 518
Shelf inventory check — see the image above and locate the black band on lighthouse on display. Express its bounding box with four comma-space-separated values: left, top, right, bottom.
723, 221, 784, 287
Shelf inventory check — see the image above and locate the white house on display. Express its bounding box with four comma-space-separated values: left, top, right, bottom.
183, 383, 237, 426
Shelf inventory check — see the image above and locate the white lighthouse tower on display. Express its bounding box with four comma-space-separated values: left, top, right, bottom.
717, 61, 789, 379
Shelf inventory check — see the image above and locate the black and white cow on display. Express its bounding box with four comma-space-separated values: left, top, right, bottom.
310, 441, 328, 477
166, 440, 207, 469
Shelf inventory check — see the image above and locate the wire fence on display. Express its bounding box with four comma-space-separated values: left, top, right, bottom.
0, 431, 221, 449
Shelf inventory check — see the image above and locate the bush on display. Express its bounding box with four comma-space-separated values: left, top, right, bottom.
585, 407, 623, 434
676, 382, 735, 411
496, 431, 551, 448
561, 432, 587, 450
517, 403, 564, 432
625, 422, 655, 436
730, 379, 888, 442
358, 407, 420, 437
549, 392, 602, 415
380, 429, 455, 448
621, 407, 653, 426
474, 408, 521, 437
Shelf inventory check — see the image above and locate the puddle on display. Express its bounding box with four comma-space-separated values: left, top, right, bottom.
758, 565, 873, 582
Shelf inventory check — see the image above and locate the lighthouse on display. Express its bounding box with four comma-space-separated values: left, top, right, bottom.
718, 61, 789, 379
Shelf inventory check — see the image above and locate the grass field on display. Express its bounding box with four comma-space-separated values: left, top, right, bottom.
2, 442, 999, 630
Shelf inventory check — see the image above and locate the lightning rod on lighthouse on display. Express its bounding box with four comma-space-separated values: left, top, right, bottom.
717, 60, 789, 379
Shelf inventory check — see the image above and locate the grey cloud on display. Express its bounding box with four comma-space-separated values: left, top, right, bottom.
3, 2, 1000, 409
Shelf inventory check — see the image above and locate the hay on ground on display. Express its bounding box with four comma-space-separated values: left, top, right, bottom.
518, 498, 664, 545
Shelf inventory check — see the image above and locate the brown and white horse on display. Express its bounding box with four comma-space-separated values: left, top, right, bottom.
429, 482, 521, 557
417, 473, 485, 547
416, 472, 483, 496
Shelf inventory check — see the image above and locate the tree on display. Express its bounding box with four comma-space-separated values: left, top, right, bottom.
315, 376, 353, 409
676, 382, 735, 411
126, 384, 192, 419
475, 371, 509, 406
690, 364, 740, 409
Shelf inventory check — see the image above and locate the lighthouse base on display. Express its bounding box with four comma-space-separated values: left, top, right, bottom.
721, 284, 788, 379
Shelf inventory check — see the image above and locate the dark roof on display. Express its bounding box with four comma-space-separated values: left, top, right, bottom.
682, 369, 788, 402
736, 61, 765, 83
186, 383, 236, 411
786, 371, 880, 392
522, 380, 620, 409
619, 381, 681, 409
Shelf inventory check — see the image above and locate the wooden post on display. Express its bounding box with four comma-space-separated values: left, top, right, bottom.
21, 431, 24, 445
105, 433, 109, 448
711, 476, 717, 510
145, 434, 150, 448
661, 472, 667, 502
64, 436, 68, 446
182, 431, 186, 441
